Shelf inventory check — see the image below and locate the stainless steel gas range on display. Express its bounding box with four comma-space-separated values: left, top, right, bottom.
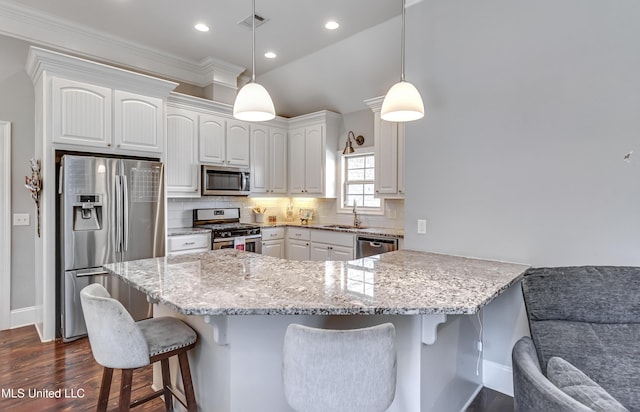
193, 208, 262, 253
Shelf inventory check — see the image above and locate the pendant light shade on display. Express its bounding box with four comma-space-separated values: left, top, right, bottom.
381, 81, 424, 122
233, 82, 275, 121
233, 0, 275, 122
381, 0, 424, 122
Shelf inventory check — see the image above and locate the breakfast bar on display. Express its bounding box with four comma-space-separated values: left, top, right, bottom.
104, 249, 529, 411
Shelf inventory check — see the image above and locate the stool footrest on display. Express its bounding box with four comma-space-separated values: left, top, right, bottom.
130, 389, 164, 408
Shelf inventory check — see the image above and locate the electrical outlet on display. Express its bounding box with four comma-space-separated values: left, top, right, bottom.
417, 219, 427, 234
13, 213, 30, 226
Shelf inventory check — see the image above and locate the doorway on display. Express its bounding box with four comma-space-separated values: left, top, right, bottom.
0, 121, 11, 330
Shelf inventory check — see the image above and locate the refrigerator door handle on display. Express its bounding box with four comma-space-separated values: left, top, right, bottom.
122, 174, 129, 252
115, 175, 123, 253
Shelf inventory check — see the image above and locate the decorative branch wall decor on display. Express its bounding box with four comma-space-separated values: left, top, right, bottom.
24, 158, 42, 237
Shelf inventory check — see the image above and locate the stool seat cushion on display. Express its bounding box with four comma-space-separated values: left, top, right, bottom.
137, 317, 197, 357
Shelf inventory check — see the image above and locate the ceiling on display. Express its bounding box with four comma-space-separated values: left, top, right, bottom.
0, 0, 417, 117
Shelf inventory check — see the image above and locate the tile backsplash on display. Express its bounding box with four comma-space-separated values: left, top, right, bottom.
167, 197, 404, 230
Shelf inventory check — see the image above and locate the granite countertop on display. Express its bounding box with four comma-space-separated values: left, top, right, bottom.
258, 222, 404, 238
104, 249, 529, 316
167, 227, 212, 236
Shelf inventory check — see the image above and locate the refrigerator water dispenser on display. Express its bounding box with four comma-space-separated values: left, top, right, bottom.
72, 194, 102, 231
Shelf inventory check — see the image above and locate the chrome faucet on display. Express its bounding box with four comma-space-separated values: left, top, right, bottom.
352, 202, 362, 228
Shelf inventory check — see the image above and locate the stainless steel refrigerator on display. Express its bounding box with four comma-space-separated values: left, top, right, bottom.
58, 154, 165, 341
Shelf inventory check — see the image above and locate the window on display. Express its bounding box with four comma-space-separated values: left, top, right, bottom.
340, 153, 382, 214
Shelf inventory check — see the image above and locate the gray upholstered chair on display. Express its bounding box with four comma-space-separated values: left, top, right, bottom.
80, 283, 198, 412
282, 322, 397, 412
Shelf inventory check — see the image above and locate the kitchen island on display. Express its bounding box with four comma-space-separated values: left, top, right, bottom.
104, 249, 529, 411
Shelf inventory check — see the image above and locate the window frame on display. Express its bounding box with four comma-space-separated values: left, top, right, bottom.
337, 151, 384, 215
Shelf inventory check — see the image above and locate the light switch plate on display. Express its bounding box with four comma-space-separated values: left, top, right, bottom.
13, 213, 30, 226
417, 219, 427, 234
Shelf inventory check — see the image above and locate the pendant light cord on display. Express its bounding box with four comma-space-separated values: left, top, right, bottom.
252, 0, 256, 82
401, 0, 406, 82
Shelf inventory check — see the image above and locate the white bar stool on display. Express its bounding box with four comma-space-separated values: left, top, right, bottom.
80, 283, 198, 412
283, 322, 397, 412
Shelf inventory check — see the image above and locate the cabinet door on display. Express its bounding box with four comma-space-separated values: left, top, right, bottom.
287, 239, 310, 261
251, 125, 269, 193
166, 108, 199, 196
330, 245, 354, 261
288, 128, 306, 194
310, 243, 331, 261
200, 114, 226, 165
51, 77, 112, 147
270, 127, 287, 194
114, 91, 164, 153
304, 124, 324, 194
226, 120, 250, 167
375, 114, 399, 195
262, 239, 285, 258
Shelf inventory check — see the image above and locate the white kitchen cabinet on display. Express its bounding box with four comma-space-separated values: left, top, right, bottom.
286, 227, 311, 261
114, 90, 164, 153
288, 111, 341, 197
262, 227, 285, 258
167, 232, 211, 256
199, 114, 250, 168
51, 77, 112, 148
309, 229, 355, 261
251, 125, 287, 194
51, 77, 164, 154
166, 107, 200, 197
365, 97, 405, 198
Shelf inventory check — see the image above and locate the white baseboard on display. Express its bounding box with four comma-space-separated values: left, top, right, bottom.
483, 359, 513, 397
10, 306, 36, 329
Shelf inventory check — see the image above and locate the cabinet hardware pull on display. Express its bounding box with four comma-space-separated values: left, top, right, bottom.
184, 241, 195, 245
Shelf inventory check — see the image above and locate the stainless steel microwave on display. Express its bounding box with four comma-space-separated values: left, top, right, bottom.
202, 165, 251, 196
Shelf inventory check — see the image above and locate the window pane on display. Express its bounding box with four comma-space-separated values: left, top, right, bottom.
365, 169, 375, 180
347, 196, 363, 206
363, 195, 380, 207
348, 156, 364, 169
347, 184, 363, 194
364, 183, 375, 194
365, 156, 375, 168
348, 169, 364, 180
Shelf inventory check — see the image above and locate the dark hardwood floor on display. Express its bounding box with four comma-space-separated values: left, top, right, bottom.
2, 325, 513, 411
0, 325, 164, 411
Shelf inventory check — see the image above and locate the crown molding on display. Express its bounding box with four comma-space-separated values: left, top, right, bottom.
26, 46, 178, 98
0, 0, 245, 88
364, 96, 384, 112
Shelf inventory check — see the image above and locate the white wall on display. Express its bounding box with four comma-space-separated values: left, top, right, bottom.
401, 0, 640, 391
403, 0, 640, 267
0, 35, 36, 311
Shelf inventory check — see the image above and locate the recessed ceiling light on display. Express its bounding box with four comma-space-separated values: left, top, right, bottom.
264, 52, 277, 59
194, 23, 210, 32
325, 21, 339, 30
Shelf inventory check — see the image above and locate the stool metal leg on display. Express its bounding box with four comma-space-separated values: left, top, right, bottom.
161, 358, 173, 411
118, 369, 134, 412
178, 352, 197, 412
97, 367, 113, 412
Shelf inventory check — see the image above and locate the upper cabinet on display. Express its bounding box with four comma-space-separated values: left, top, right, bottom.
29, 47, 177, 157
200, 115, 250, 168
166, 106, 199, 197
365, 97, 405, 198
288, 111, 341, 197
113, 91, 164, 153
251, 125, 287, 194
51, 77, 112, 148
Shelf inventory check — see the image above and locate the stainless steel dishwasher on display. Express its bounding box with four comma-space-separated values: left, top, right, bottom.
356, 235, 398, 258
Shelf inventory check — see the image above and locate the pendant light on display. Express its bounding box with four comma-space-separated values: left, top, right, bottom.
233, 0, 276, 122
381, 0, 424, 122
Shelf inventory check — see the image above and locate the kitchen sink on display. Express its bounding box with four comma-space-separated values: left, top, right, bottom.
321, 224, 366, 230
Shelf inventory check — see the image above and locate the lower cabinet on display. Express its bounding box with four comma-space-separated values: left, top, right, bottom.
262, 227, 286, 258
309, 230, 354, 261
310, 243, 353, 261
286, 227, 311, 260
167, 233, 211, 256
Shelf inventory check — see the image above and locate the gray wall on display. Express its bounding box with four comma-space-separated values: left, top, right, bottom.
403, 0, 640, 267
0, 35, 35, 310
